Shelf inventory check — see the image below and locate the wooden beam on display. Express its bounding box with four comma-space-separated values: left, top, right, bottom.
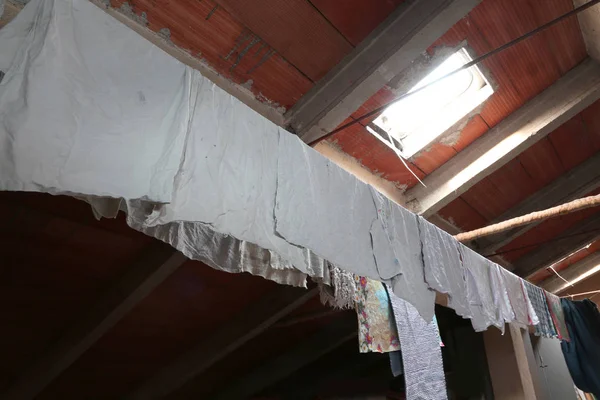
210, 316, 357, 400
513, 212, 600, 278
405, 59, 600, 218
285, 0, 483, 144
128, 286, 319, 399
3, 243, 188, 400
540, 251, 600, 294
476, 153, 600, 255
575, 0, 600, 63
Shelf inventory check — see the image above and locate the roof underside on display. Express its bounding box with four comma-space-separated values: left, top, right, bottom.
2, 0, 600, 398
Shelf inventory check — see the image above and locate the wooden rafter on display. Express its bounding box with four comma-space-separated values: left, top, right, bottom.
513, 212, 600, 278
128, 286, 319, 399
455, 194, 600, 243
285, 0, 483, 144
3, 243, 188, 400
540, 251, 600, 294
210, 315, 357, 400
475, 153, 600, 255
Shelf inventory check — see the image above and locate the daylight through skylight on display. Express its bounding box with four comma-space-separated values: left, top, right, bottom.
370, 49, 493, 159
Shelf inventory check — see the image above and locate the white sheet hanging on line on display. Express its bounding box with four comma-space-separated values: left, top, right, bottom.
275, 131, 435, 321
0, 0, 193, 202
419, 217, 470, 319
501, 268, 531, 326
459, 244, 503, 331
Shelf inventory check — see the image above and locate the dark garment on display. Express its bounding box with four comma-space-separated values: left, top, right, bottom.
561, 299, 600, 397
389, 351, 404, 377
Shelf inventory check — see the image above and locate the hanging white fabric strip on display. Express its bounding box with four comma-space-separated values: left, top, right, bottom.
419, 216, 471, 319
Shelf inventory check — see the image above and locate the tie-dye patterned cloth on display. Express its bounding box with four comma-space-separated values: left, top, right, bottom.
354, 276, 400, 353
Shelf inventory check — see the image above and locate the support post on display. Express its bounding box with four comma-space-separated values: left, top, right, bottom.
483, 324, 543, 400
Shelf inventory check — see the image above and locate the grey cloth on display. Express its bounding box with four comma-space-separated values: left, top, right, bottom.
524, 282, 557, 337
386, 285, 448, 400
419, 216, 470, 319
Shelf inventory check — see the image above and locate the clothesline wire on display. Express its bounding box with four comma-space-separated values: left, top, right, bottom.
309, 0, 600, 146
482, 228, 600, 258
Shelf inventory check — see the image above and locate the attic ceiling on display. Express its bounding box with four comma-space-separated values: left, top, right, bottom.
3, 0, 600, 398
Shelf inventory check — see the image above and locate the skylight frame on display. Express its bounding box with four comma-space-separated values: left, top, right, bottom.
368, 48, 494, 159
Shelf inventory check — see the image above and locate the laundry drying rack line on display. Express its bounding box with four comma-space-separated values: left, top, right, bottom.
309, 0, 600, 146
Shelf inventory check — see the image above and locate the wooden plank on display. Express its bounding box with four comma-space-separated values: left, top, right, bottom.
513, 212, 600, 278
3, 243, 188, 400
540, 251, 600, 294
285, 0, 483, 143
405, 59, 600, 217
128, 286, 318, 399
211, 316, 357, 400
476, 153, 600, 255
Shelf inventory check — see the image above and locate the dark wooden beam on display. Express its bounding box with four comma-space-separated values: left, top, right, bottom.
476, 153, 600, 256
210, 315, 358, 400
513, 212, 600, 278
128, 286, 319, 399
285, 0, 482, 143
3, 243, 187, 400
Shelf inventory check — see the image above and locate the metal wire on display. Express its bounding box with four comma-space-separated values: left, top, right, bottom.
309, 0, 600, 146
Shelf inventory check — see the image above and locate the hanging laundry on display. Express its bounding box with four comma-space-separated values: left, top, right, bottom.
318, 265, 356, 310
545, 291, 570, 341
524, 281, 557, 337
386, 285, 448, 400
489, 264, 516, 332
370, 189, 436, 322
459, 244, 502, 331
500, 268, 530, 326
419, 217, 471, 320
354, 277, 400, 353
561, 299, 600, 397
389, 351, 404, 378
522, 280, 541, 327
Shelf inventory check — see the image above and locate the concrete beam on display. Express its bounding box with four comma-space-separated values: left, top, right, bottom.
513, 211, 600, 278
3, 243, 188, 400
476, 153, 600, 255
285, 0, 483, 144
405, 58, 600, 217
574, 0, 600, 63
540, 251, 600, 294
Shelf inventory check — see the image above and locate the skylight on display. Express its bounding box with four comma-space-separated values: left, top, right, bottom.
369, 49, 493, 159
